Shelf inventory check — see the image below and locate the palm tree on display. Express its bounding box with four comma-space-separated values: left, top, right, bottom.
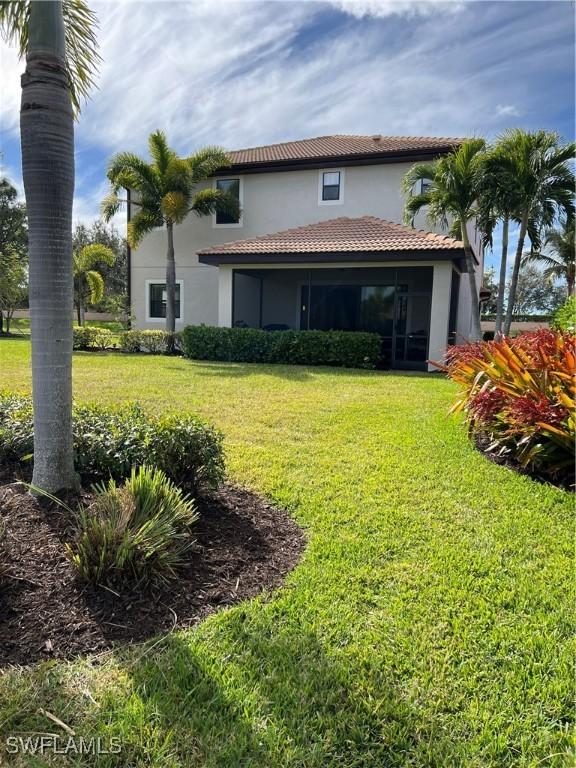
496, 129, 575, 336
476, 145, 525, 337
403, 138, 486, 341
74, 243, 115, 325
523, 219, 575, 296
102, 131, 239, 343
0, 0, 99, 491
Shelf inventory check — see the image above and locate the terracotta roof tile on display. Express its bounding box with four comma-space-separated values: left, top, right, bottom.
198, 216, 463, 257
227, 134, 463, 165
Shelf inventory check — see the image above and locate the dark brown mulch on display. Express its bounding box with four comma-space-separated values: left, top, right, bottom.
474, 433, 573, 492
0, 480, 305, 667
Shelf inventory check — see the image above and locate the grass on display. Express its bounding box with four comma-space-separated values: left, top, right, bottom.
3, 318, 124, 335
0, 338, 573, 767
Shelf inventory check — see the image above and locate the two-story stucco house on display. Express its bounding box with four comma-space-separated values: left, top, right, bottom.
129, 134, 483, 370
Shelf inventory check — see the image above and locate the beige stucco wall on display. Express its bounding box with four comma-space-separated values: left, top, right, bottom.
130, 161, 460, 330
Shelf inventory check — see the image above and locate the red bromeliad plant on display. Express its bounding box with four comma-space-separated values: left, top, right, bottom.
435, 330, 575, 485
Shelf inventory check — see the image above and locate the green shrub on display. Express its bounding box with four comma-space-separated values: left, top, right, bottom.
140, 330, 169, 354
73, 327, 115, 351
118, 330, 143, 353
67, 466, 198, 586
73, 326, 100, 350
92, 328, 114, 351
551, 296, 576, 332
0, 394, 225, 493
180, 325, 380, 368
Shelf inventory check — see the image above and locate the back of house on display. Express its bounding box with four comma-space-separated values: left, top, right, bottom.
129, 134, 483, 370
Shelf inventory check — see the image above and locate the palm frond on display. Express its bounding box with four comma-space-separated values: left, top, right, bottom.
75, 243, 115, 272
161, 191, 189, 224
107, 152, 161, 197
401, 162, 437, 196
84, 269, 104, 305
148, 130, 176, 176
0, 0, 100, 114
127, 210, 161, 248
191, 188, 240, 219
187, 147, 231, 183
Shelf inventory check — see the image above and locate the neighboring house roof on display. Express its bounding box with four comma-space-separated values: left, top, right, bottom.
198, 216, 465, 265
217, 134, 463, 174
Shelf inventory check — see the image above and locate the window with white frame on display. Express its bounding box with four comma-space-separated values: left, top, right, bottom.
147, 281, 182, 321
318, 169, 344, 204
215, 178, 241, 225
420, 178, 433, 194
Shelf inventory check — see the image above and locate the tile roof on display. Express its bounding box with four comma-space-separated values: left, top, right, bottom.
227, 134, 463, 166
198, 216, 464, 257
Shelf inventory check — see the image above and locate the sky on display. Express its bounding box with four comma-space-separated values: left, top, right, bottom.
0, 0, 574, 271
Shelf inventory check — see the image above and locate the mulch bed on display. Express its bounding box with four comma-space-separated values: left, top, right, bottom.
474, 433, 573, 492
0, 477, 305, 667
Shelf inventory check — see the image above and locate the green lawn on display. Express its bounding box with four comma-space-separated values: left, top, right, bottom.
4, 318, 124, 335
0, 338, 573, 767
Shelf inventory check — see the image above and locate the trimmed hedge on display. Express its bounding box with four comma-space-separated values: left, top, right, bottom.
0, 393, 224, 494
73, 327, 180, 354
180, 325, 381, 368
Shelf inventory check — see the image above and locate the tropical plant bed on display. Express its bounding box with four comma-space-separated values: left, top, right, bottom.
473, 432, 574, 492
0, 481, 304, 667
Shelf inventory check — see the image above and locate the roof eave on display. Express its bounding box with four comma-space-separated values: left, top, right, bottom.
215, 145, 461, 176
198, 248, 465, 266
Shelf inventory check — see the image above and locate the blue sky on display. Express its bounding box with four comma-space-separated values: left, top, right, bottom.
1, 0, 574, 271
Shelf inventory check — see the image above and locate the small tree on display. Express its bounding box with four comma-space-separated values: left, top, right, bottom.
0, 177, 28, 334
102, 131, 239, 346
403, 139, 486, 341
73, 219, 128, 305
73, 243, 115, 325
0, 249, 27, 334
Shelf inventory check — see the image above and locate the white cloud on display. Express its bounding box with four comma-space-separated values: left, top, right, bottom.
327, 0, 463, 19
0, 0, 572, 231
495, 104, 521, 118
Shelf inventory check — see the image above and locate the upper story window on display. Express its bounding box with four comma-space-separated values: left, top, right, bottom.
215, 178, 242, 226
420, 178, 433, 195
318, 169, 344, 205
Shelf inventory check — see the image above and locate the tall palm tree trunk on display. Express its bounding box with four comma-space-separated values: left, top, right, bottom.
494, 216, 509, 338
21, 0, 76, 491
165, 220, 176, 349
503, 213, 529, 337
461, 225, 482, 341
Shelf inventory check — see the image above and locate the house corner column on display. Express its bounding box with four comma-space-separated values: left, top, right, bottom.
218, 266, 233, 327
428, 263, 452, 371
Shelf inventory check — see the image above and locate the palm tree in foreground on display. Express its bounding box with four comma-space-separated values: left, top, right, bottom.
102, 131, 239, 343
496, 129, 575, 336
403, 138, 486, 341
523, 218, 575, 296
74, 243, 115, 325
0, 0, 99, 491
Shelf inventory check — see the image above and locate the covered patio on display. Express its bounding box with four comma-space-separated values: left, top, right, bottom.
198, 216, 469, 370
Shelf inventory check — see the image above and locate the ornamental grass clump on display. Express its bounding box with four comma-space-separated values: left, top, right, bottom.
68, 466, 198, 587
437, 329, 575, 485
